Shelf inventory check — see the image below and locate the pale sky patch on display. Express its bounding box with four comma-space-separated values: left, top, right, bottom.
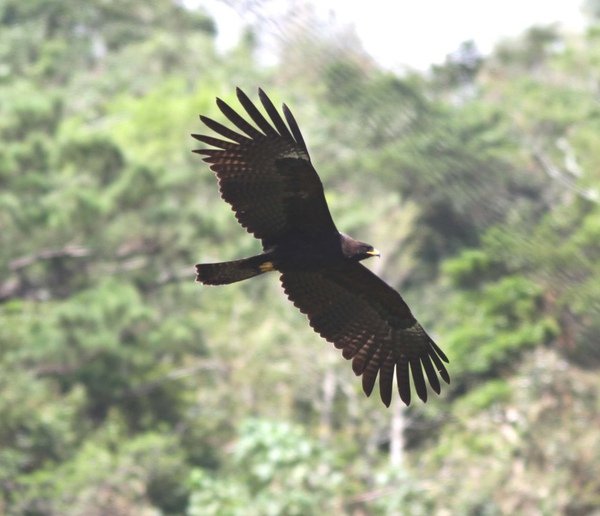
195, 0, 586, 70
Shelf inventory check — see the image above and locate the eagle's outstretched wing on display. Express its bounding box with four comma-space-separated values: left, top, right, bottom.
281, 262, 450, 406
193, 88, 337, 248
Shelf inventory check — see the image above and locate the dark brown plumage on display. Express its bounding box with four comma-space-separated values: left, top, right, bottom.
193, 87, 449, 406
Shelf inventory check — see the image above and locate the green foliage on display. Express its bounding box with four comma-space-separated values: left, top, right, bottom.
1, 2, 599, 514
441, 245, 560, 386
9, 428, 190, 514
188, 419, 343, 515
442, 248, 499, 287
420, 350, 600, 515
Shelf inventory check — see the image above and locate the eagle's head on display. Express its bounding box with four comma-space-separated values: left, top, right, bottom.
340, 234, 381, 262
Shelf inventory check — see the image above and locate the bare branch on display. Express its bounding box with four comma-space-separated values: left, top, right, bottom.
9, 245, 90, 271
533, 151, 599, 204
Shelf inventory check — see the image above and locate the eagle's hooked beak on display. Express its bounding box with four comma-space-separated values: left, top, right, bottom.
366, 248, 381, 257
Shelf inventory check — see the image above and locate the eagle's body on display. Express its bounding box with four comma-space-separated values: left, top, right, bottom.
275, 233, 377, 271
193, 88, 449, 406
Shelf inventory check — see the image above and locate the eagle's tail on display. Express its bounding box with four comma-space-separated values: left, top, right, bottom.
195, 254, 276, 285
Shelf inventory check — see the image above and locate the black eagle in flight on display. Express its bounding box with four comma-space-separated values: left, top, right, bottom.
193, 88, 449, 406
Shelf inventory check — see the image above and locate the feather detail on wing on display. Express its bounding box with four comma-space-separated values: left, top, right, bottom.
280, 263, 449, 406
192, 88, 337, 247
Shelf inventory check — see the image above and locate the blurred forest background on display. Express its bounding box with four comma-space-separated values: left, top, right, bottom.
1, 0, 600, 514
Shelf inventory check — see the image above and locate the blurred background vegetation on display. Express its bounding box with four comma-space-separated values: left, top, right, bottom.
1, 0, 600, 514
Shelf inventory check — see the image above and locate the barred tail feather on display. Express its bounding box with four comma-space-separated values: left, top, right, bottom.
195, 255, 275, 285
